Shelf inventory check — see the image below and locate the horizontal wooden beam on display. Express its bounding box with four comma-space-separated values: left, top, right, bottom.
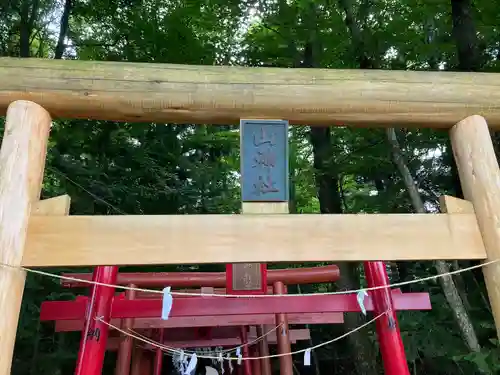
23, 213, 485, 267
105, 330, 310, 350
60, 265, 341, 288
54, 312, 345, 332
40, 292, 431, 320
110, 326, 309, 341
1, 58, 500, 128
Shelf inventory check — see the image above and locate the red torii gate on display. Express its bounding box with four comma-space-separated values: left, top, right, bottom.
40, 265, 431, 375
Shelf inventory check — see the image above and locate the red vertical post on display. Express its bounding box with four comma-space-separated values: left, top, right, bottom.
115, 284, 136, 375
74, 266, 118, 375
130, 347, 143, 375
274, 281, 293, 375
256, 325, 272, 375
364, 261, 410, 375
153, 329, 164, 375
240, 327, 252, 375
141, 351, 153, 375
251, 346, 261, 375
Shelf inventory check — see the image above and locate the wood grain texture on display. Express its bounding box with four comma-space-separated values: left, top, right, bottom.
241, 200, 288, 375
32, 195, 71, 216
54, 312, 344, 332
1, 58, 500, 128
105, 329, 310, 350
0, 101, 51, 374
450, 115, 500, 339
439, 195, 474, 214
233, 202, 289, 291
22, 213, 486, 267
241, 202, 289, 214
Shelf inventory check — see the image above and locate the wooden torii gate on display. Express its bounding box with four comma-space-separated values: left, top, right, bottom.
0, 58, 498, 375
36, 116, 431, 375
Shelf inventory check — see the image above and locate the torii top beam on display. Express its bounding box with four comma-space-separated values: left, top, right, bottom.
1, 58, 499, 128
59, 265, 341, 288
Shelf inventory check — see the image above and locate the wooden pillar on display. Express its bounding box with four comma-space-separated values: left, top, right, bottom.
251, 346, 261, 375
256, 325, 272, 375
274, 281, 293, 375
229, 120, 289, 298
153, 329, 164, 375
450, 115, 500, 338
130, 347, 145, 375
141, 351, 152, 375
115, 285, 137, 375
0, 100, 51, 374
240, 327, 252, 375
237, 119, 290, 374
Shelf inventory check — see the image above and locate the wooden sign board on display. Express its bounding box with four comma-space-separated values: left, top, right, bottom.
240, 119, 289, 202
225, 263, 268, 295
227, 119, 289, 295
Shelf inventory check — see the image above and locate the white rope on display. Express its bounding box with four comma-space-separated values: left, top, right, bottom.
127, 322, 283, 356
1, 258, 497, 298
96, 312, 386, 360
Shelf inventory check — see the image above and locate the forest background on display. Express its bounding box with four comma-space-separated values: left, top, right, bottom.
1, 0, 500, 374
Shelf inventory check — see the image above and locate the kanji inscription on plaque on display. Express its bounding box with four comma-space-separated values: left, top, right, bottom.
241, 120, 289, 202
231, 263, 263, 291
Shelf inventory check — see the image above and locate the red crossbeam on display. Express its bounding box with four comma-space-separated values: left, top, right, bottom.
40, 292, 430, 321
105, 330, 309, 350
107, 326, 309, 341
60, 265, 341, 288
55, 312, 345, 332
130, 287, 276, 299
105, 327, 310, 350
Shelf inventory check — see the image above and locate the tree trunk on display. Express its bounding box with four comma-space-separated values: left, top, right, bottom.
450, 0, 481, 71
310, 124, 378, 374
19, 0, 40, 57
302, 3, 379, 372
19, 0, 31, 57
54, 0, 72, 59
386, 128, 488, 370
449, 0, 483, 195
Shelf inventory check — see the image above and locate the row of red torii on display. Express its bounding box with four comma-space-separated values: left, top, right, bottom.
41, 264, 431, 374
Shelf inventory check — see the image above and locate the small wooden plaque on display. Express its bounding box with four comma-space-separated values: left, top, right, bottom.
226, 263, 268, 295
240, 119, 289, 202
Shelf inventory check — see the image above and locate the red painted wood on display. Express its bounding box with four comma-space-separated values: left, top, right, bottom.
74, 266, 118, 375
130, 347, 143, 375
365, 262, 410, 375
41, 292, 431, 321
132, 287, 276, 299
240, 327, 252, 375
153, 330, 163, 375
105, 335, 302, 350
251, 346, 261, 375
60, 265, 341, 288
274, 281, 292, 375
115, 284, 136, 375
54, 312, 345, 332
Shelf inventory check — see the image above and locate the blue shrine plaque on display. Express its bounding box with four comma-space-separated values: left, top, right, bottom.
240, 119, 289, 202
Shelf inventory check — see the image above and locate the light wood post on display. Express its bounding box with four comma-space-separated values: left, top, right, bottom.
0, 100, 51, 374
450, 115, 500, 338
238, 119, 291, 374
